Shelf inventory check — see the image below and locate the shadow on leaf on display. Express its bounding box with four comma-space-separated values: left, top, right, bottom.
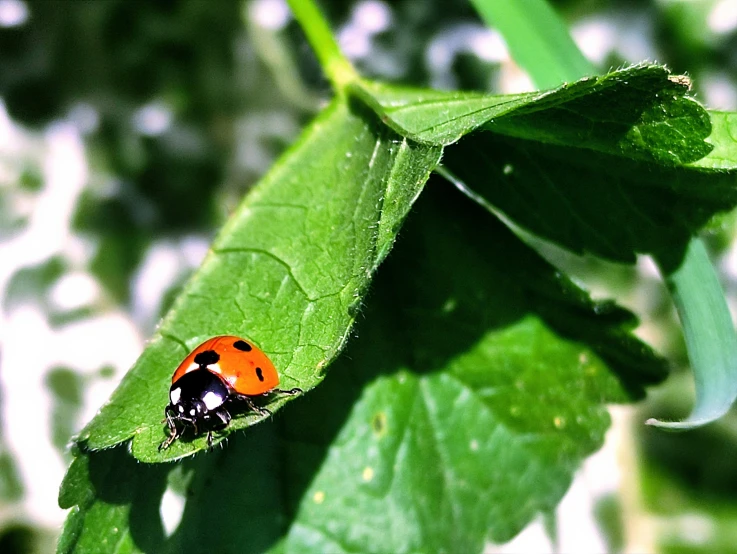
60, 175, 666, 553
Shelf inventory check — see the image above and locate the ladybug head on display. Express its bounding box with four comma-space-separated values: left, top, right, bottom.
167, 396, 208, 424
166, 369, 230, 427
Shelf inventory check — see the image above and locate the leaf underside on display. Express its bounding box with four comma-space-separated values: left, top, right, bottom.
359, 64, 737, 265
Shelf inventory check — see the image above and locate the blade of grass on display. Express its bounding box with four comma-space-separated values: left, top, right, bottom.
648, 240, 737, 428
469, 0, 593, 88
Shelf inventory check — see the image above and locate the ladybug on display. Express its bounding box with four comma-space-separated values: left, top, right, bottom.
159, 335, 300, 450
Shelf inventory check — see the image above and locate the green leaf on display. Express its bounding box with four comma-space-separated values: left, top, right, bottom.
351, 80, 538, 145
355, 64, 711, 165
646, 114, 737, 430
442, 130, 735, 265
358, 64, 735, 263
276, 180, 665, 552
440, 90, 734, 264
57, 448, 169, 554
482, 73, 712, 166
472, 0, 737, 432
75, 99, 441, 461
58, 180, 666, 553
75, 63, 732, 462
58, 426, 296, 554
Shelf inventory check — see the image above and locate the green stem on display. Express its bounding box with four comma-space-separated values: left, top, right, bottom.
287, 0, 358, 91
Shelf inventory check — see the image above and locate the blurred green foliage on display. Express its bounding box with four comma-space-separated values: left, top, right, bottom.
45, 367, 84, 457
0, 450, 23, 503
4, 257, 66, 312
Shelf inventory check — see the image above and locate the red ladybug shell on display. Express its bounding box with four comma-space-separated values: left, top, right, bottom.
172, 335, 279, 396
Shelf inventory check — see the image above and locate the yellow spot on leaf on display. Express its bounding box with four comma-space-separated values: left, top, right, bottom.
372, 412, 387, 436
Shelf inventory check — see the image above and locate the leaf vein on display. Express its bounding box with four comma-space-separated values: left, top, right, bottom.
213, 246, 314, 301
418, 379, 462, 544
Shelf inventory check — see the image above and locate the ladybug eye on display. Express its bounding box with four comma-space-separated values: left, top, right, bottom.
233, 340, 252, 352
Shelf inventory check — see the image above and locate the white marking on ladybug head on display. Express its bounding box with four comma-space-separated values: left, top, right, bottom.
170, 387, 182, 404
189, 409, 196, 416
178, 405, 184, 413
208, 363, 222, 374
202, 391, 224, 410
185, 362, 199, 373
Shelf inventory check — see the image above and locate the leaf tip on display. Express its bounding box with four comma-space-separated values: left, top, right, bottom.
644, 417, 688, 431
645, 415, 716, 431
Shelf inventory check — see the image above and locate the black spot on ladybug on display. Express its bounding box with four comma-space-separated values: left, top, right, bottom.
194, 350, 220, 367
233, 340, 252, 352
255, 367, 264, 382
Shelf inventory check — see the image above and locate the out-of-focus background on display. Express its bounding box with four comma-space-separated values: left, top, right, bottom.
0, 0, 736, 552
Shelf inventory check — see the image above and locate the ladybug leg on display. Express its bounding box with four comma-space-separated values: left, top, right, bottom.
159, 431, 178, 451
235, 393, 272, 417
164, 407, 176, 430
205, 408, 231, 451
212, 408, 231, 429
159, 406, 180, 451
